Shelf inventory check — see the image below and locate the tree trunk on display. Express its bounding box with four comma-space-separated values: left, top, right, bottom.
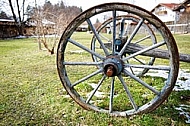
8, 0, 25, 36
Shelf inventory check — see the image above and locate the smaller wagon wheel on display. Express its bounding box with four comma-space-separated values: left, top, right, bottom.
91, 15, 157, 77
57, 3, 179, 116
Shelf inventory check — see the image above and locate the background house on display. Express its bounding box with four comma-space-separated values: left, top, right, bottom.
76, 22, 89, 32
152, 3, 180, 24
0, 18, 56, 39
174, 0, 190, 24
152, 0, 190, 33
0, 19, 19, 38
173, 0, 190, 33
174, 0, 190, 13
24, 18, 56, 36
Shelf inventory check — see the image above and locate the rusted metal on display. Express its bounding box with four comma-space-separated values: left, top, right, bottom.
105, 66, 114, 77
103, 55, 123, 77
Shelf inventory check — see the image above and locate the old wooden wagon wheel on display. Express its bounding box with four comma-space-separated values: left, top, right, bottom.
91, 15, 157, 77
57, 2, 179, 116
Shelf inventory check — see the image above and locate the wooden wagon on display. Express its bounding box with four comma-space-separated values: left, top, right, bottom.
56, 3, 190, 116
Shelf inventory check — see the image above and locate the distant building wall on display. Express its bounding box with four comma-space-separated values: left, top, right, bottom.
0, 19, 19, 39
0, 18, 56, 38
152, 3, 180, 23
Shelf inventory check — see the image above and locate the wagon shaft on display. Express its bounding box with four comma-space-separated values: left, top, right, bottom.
104, 43, 190, 63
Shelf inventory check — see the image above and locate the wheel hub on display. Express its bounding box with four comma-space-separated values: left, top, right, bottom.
103, 55, 123, 77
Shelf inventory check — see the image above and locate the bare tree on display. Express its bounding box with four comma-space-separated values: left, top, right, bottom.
8, 0, 17, 23
32, 1, 81, 54
8, 0, 26, 35
2, 0, 81, 54
33, 5, 57, 54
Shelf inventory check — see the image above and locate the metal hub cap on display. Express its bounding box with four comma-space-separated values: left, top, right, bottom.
103, 55, 123, 77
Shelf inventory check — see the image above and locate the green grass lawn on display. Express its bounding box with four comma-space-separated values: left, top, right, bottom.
0, 34, 190, 125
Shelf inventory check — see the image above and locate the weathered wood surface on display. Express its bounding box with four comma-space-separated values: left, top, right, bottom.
104, 43, 190, 63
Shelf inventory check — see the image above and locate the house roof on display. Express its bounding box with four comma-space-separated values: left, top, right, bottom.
173, 0, 190, 11
42, 19, 55, 25
0, 19, 15, 26
151, 3, 180, 12
0, 19, 14, 22
25, 18, 55, 27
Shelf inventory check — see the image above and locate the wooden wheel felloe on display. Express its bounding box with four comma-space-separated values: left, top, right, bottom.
57, 2, 179, 116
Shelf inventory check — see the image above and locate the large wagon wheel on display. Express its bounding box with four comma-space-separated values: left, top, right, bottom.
91, 15, 157, 77
57, 3, 179, 116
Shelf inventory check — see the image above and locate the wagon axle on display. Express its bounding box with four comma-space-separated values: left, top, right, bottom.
103, 55, 124, 77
